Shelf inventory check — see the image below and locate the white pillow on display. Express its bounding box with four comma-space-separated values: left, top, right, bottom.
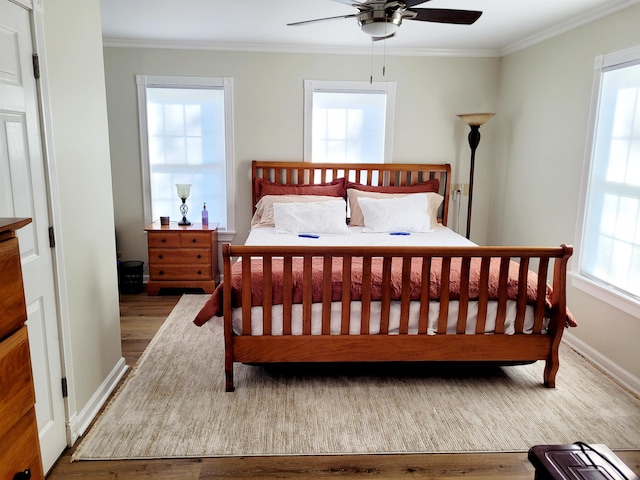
251, 195, 341, 229
358, 194, 433, 233
273, 199, 350, 235
347, 189, 443, 228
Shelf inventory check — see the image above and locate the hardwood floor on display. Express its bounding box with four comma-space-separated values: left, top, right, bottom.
46, 292, 640, 479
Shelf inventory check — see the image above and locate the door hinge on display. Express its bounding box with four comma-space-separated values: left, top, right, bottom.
48, 226, 55, 248
32, 54, 40, 79
61, 377, 68, 398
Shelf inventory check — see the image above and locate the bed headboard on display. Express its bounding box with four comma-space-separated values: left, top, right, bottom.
252, 161, 452, 226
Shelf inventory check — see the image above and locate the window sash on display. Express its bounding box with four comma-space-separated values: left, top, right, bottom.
303, 80, 396, 164
575, 46, 640, 309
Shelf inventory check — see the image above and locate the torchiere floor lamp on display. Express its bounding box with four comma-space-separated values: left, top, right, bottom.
457, 113, 495, 239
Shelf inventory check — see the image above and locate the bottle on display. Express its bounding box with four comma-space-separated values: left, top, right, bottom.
201, 203, 208, 225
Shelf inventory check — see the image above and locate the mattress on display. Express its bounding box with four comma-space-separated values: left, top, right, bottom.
207, 225, 547, 336
244, 224, 477, 248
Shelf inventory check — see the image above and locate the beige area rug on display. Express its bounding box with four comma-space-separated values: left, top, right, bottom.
73, 294, 640, 460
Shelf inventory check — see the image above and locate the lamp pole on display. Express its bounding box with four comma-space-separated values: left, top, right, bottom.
457, 113, 495, 240
466, 125, 481, 239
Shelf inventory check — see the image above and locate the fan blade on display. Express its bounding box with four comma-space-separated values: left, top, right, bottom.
403, 0, 432, 8
287, 13, 359, 26
331, 0, 371, 8
410, 8, 482, 25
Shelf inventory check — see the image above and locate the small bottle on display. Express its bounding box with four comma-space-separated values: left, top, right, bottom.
201, 203, 208, 225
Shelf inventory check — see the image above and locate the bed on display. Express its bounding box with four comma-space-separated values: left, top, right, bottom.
193, 161, 575, 392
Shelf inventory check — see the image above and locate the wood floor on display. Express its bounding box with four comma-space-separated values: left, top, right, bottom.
46, 291, 640, 479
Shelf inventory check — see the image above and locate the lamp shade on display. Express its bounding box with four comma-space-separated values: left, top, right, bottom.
175, 183, 191, 199
457, 113, 495, 126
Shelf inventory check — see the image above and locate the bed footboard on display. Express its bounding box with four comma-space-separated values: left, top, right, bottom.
222, 244, 573, 392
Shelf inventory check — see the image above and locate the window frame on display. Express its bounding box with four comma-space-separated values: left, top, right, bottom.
136, 75, 235, 240
572, 45, 640, 318
303, 79, 396, 164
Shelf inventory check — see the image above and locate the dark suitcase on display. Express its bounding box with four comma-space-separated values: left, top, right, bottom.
528, 443, 639, 480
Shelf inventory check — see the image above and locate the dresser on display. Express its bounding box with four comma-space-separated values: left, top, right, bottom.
145, 222, 219, 295
0, 218, 44, 480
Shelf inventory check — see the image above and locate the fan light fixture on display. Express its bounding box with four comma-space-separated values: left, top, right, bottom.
358, 8, 402, 38
360, 18, 400, 37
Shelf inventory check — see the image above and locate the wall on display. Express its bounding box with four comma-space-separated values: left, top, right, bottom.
103, 48, 500, 266
493, 5, 640, 382
43, 0, 123, 417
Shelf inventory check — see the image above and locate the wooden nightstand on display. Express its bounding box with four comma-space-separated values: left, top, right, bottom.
144, 222, 219, 295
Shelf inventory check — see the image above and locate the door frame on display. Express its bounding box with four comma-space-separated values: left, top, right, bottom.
22, 0, 78, 445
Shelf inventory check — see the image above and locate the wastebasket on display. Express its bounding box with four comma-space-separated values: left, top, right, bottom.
118, 260, 144, 293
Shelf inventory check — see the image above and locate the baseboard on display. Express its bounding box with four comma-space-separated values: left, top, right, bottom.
67, 357, 129, 444
563, 332, 640, 396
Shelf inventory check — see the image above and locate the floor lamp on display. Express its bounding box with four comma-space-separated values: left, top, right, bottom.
457, 113, 495, 239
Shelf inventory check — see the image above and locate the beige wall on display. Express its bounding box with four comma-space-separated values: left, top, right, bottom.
493, 5, 640, 381
103, 48, 500, 264
44, 0, 122, 411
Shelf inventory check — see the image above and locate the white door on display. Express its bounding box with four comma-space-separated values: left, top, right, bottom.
0, 0, 67, 472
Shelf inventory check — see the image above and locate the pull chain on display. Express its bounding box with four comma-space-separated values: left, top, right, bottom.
370, 40, 374, 84
383, 36, 387, 77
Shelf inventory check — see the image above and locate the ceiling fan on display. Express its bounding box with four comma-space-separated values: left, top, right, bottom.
287, 0, 482, 40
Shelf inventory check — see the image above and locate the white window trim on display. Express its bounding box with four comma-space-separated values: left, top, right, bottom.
303, 79, 396, 163
572, 44, 640, 318
135, 74, 236, 238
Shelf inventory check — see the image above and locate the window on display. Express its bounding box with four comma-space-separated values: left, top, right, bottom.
574, 46, 640, 315
304, 80, 396, 164
136, 75, 234, 237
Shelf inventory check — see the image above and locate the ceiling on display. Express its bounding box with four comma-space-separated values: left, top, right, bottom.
100, 0, 639, 56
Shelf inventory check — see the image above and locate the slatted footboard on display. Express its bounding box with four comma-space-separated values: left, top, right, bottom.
222, 244, 573, 392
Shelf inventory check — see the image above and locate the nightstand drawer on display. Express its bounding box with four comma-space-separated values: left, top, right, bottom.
147, 233, 181, 248
0, 408, 44, 480
149, 248, 211, 265
149, 264, 213, 280
0, 327, 35, 435
179, 232, 211, 247
0, 238, 27, 340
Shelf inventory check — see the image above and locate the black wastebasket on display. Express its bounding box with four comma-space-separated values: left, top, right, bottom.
118, 260, 144, 293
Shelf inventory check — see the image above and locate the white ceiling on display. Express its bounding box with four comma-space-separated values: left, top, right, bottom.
100, 0, 639, 56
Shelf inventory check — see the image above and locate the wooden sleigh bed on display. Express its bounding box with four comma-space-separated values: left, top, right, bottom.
193, 161, 575, 392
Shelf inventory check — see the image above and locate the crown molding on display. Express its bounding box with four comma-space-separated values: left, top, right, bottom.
501, 0, 640, 56
101, 37, 501, 58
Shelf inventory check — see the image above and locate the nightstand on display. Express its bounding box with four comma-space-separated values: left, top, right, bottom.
144, 222, 219, 295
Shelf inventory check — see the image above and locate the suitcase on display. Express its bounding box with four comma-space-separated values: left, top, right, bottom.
528, 443, 639, 480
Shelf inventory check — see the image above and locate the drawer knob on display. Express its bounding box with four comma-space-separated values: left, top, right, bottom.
159, 270, 164, 275
192, 238, 197, 243
14, 469, 31, 480
158, 255, 163, 259
197, 270, 202, 275
161, 238, 167, 243
197, 254, 202, 259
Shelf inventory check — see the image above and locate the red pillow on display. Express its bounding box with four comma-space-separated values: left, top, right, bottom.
347, 178, 439, 193
255, 177, 346, 201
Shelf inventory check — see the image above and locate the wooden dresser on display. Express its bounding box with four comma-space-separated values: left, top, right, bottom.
144, 222, 219, 295
0, 218, 44, 480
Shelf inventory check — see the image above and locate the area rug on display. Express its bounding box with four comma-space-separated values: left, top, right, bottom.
73, 294, 640, 460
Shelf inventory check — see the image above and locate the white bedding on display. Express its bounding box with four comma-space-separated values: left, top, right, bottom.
244, 224, 477, 248
208, 225, 546, 336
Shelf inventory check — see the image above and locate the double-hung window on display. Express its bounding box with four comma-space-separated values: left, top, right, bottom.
303, 80, 396, 165
574, 45, 640, 316
136, 75, 235, 238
